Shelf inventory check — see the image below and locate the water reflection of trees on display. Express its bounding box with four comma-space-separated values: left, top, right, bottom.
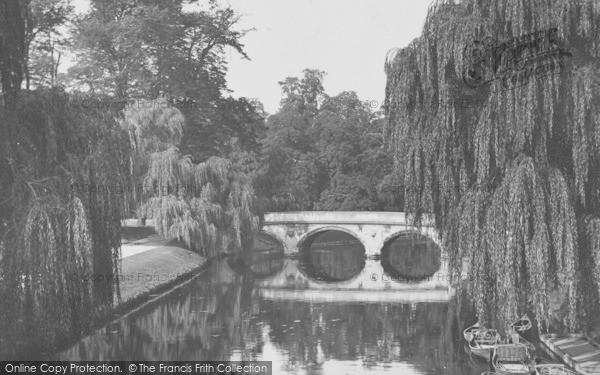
59, 261, 262, 360
260, 299, 474, 374
59, 258, 477, 374
228, 250, 285, 279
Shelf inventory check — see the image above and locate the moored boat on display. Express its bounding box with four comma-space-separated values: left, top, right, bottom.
508, 315, 535, 355
539, 333, 600, 375
492, 344, 536, 375
535, 364, 584, 375
469, 328, 502, 359
465, 343, 493, 373
520, 336, 536, 353
507, 330, 536, 354
511, 314, 532, 332
465, 320, 484, 341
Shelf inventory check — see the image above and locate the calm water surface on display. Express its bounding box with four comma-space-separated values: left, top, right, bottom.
57, 232, 496, 375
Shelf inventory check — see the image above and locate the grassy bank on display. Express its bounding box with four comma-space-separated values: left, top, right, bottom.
113, 245, 207, 314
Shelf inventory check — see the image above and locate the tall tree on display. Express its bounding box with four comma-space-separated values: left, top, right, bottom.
23, 0, 73, 89
0, 0, 26, 106
385, 0, 600, 331
255, 70, 395, 211
69, 0, 261, 162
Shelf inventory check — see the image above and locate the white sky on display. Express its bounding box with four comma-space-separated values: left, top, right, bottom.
71, 0, 431, 114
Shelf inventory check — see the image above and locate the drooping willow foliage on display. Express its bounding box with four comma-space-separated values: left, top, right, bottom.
121, 98, 185, 212
120, 100, 261, 258
0, 89, 132, 353
385, 0, 600, 331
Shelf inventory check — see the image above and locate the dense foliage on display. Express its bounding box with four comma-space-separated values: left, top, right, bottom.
385, 0, 600, 331
70, 0, 265, 162
254, 69, 398, 212
0, 89, 132, 353
1, 0, 262, 354
121, 100, 261, 257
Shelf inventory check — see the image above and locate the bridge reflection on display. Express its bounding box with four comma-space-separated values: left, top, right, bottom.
227, 231, 454, 302
58, 254, 474, 375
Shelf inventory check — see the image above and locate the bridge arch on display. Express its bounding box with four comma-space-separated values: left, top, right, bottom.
377, 228, 441, 255
296, 226, 366, 253
296, 226, 366, 283
379, 231, 442, 282
256, 231, 286, 251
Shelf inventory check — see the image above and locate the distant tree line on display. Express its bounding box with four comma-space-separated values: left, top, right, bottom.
244, 69, 403, 212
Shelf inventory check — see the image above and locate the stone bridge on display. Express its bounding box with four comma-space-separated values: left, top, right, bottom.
256, 211, 454, 298
262, 211, 441, 256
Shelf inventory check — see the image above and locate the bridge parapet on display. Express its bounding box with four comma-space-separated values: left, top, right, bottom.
264, 211, 434, 227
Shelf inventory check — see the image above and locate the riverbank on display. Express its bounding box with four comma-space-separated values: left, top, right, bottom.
107, 224, 209, 318
113, 244, 207, 315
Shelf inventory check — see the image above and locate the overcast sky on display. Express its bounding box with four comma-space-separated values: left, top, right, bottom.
71, 0, 431, 114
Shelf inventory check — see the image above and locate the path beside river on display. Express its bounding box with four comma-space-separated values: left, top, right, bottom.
114, 225, 207, 314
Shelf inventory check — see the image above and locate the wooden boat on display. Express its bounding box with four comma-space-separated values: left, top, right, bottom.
511, 314, 533, 332
535, 364, 584, 375
492, 344, 536, 375
539, 333, 600, 375
465, 343, 493, 373
464, 320, 485, 341
507, 331, 536, 353
469, 328, 502, 358
520, 336, 536, 353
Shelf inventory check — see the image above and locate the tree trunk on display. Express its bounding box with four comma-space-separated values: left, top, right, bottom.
0, 0, 26, 107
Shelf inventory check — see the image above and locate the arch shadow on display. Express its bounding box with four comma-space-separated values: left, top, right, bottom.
296, 227, 366, 283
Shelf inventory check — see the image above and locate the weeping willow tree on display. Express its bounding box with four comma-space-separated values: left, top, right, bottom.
121, 99, 261, 258
385, 0, 600, 331
0, 89, 132, 353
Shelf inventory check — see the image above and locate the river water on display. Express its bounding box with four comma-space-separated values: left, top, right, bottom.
57, 231, 500, 374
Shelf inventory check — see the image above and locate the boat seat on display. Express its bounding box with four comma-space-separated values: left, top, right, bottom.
497, 363, 529, 372
572, 351, 600, 361
552, 337, 581, 346
579, 360, 600, 367
558, 340, 588, 349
